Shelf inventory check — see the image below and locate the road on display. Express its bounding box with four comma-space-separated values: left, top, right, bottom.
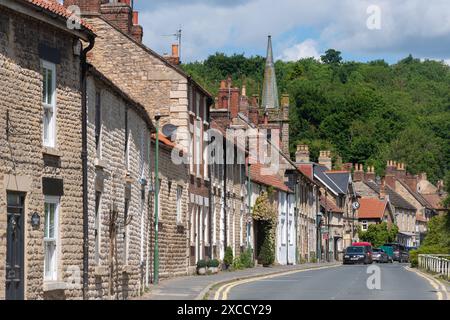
227, 263, 440, 300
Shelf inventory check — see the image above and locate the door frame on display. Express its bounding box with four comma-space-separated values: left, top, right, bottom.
5, 191, 26, 300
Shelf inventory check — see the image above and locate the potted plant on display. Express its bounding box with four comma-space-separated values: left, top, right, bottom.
223, 247, 233, 270
196, 259, 207, 275
207, 259, 220, 274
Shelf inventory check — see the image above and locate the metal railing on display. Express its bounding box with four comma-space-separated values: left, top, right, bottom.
418, 254, 450, 280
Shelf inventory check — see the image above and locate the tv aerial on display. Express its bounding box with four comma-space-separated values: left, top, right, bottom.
162, 27, 182, 62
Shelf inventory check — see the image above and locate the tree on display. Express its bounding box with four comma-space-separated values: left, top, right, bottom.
359, 222, 399, 247
321, 49, 343, 65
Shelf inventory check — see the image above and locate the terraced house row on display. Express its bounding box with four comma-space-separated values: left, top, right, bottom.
1, 0, 446, 301
0, 0, 320, 300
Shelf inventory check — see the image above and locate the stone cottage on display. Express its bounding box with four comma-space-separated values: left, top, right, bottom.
0, 0, 94, 300
63, 0, 213, 275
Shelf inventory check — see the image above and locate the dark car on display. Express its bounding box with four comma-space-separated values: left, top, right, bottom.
372, 248, 389, 263
352, 242, 373, 262
383, 243, 409, 263
343, 246, 373, 265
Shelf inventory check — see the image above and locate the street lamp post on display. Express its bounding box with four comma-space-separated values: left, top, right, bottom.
153, 113, 161, 285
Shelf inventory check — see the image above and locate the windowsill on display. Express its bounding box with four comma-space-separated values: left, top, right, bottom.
125, 172, 134, 183
42, 147, 61, 157
188, 111, 195, 117
95, 158, 108, 169
43, 281, 67, 292
203, 120, 209, 126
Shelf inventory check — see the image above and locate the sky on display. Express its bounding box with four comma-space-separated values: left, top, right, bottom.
133, 0, 450, 65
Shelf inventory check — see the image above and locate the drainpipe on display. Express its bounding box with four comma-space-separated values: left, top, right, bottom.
81, 35, 95, 301
247, 162, 251, 249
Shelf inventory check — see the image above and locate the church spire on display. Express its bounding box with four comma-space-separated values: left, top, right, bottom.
261, 35, 279, 109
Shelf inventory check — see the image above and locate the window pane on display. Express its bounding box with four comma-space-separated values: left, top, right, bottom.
49, 203, 55, 238
44, 203, 49, 238
42, 69, 48, 103
47, 68, 53, 105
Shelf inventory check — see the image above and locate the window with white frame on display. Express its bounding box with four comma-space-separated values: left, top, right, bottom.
176, 186, 183, 224
289, 220, 294, 245
212, 196, 216, 245
204, 206, 209, 245
362, 220, 368, 231
190, 205, 195, 244
240, 208, 244, 246
42, 60, 56, 148
44, 196, 59, 281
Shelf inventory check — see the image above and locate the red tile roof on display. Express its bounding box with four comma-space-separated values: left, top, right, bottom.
297, 164, 313, 180
250, 163, 292, 193
422, 194, 445, 210
25, 0, 94, 32
358, 198, 388, 219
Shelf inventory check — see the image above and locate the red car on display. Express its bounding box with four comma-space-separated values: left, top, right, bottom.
352, 242, 373, 264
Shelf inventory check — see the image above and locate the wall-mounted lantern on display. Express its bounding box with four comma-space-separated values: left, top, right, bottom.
31, 212, 41, 229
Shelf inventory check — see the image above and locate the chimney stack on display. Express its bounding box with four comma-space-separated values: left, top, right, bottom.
380, 178, 386, 200
343, 163, 353, 172
385, 161, 396, 190
319, 151, 332, 170
365, 165, 376, 182
395, 162, 406, 180
353, 164, 364, 182
404, 173, 418, 192
296, 145, 310, 163
164, 44, 180, 65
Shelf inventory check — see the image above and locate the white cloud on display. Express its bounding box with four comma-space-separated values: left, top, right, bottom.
278, 39, 320, 61
136, 0, 450, 62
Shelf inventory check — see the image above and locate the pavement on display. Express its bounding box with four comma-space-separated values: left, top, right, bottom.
134, 262, 340, 300
223, 263, 448, 300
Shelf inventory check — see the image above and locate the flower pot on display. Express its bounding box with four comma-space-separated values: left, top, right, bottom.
209, 267, 219, 274
197, 267, 207, 275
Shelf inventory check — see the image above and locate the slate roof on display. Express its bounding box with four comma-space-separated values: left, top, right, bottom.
364, 181, 416, 211
326, 171, 351, 194
314, 165, 346, 195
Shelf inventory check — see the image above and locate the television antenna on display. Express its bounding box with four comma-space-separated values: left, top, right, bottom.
162, 27, 182, 62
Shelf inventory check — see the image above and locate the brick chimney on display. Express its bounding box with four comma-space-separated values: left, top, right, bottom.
164, 44, 180, 65
353, 164, 364, 182
386, 160, 397, 176
380, 178, 386, 200
295, 145, 310, 163
65, 1, 144, 42
365, 165, 376, 182
239, 85, 249, 116
64, 0, 101, 13
248, 106, 259, 125
385, 161, 396, 190
131, 11, 143, 43
343, 163, 353, 172
319, 151, 332, 170
404, 173, 418, 192
395, 162, 406, 180
218, 79, 230, 110
230, 87, 240, 119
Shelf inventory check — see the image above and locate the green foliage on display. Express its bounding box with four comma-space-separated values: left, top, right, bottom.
252, 192, 277, 224
196, 259, 207, 269
223, 247, 234, 267
207, 259, 220, 268
232, 257, 244, 270
321, 49, 343, 65
358, 222, 399, 248
239, 248, 255, 269
259, 231, 275, 266
182, 53, 450, 183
